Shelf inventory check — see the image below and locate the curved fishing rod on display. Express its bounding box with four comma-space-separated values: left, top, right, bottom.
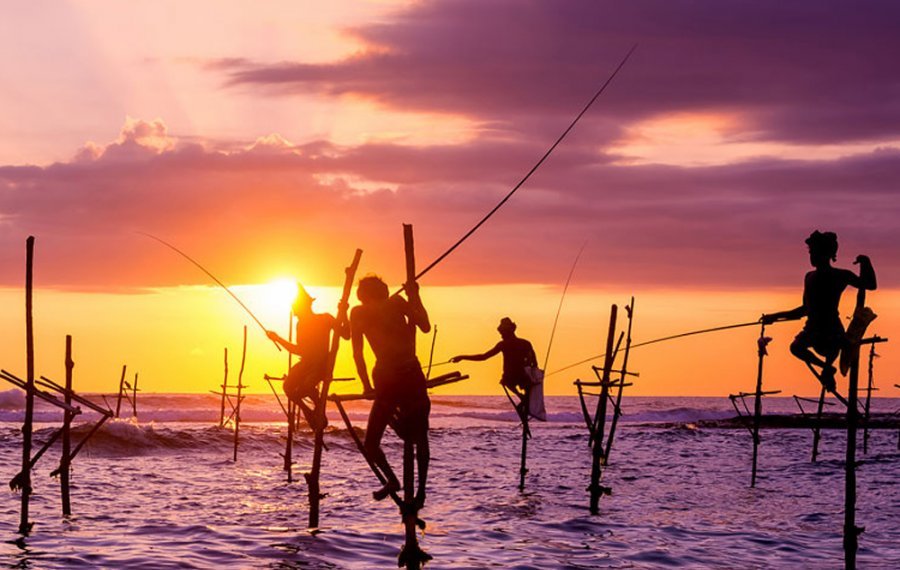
399, 44, 636, 293
547, 319, 763, 377
542, 241, 588, 373
138, 232, 281, 351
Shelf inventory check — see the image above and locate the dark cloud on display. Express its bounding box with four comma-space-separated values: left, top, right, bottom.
219, 0, 900, 145
2, 119, 898, 292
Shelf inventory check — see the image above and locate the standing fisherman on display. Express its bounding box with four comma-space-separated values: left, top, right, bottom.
452, 317, 538, 417
351, 275, 432, 507
762, 231, 876, 392
267, 285, 349, 430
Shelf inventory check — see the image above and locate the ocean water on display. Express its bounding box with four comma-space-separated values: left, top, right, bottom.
0, 392, 898, 569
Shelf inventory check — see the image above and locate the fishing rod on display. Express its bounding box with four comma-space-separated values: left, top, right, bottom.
542, 241, 588, 373
547, 319, 764, 377
395, 44, 636, 295
138, 231, 281, 351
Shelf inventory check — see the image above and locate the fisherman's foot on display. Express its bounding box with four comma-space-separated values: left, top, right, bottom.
413, 491, 426, 511
309, 414, 328, 432
373, 479, 400, 501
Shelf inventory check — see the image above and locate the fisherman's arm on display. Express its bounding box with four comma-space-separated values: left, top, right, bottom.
451, 344, 502, 363
405, 280, 431, 333
334, 306, 351, 340
850, 255, 877, 291
266, 330, 301, 353
761, 306, 806, 325
350, 310, 374, 394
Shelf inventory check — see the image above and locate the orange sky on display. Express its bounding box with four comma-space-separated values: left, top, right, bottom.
1, 280, 897, 397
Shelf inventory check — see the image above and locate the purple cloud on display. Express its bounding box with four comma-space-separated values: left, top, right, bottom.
2, 119, 898, 292
218, 1, 900, 145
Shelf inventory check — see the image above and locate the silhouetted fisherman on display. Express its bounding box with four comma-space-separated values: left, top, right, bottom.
267, 285, 348, 431
452, 317, 538, 416
351, 275, 431, 506
762, 231, 876, 392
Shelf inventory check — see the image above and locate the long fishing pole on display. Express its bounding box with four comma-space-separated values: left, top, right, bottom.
542, 241, 588, 372
547, 319, 762, 377
399, 45, 636, 292
138, 232, 281, 351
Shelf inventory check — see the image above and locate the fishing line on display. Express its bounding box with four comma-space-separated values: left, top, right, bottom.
400, 44, 636, 292
542, 241, 588, 373
547, 319, 762, 377
138, 231, 281, 351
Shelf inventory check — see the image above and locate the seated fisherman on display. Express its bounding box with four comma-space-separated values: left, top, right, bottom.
762, 231, 876, 392
451, 317, 538, 414
350, 275, 431, 507
267, 284, 348, 430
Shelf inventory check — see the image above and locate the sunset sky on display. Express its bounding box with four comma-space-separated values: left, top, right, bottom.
1, 1, 898, 397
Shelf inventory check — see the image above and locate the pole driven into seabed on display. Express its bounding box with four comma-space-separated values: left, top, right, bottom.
20, 236, 35, 534
234, 326, 247, 462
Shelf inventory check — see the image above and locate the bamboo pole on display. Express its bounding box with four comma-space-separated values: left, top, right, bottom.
19, 236, 35, 534
426, 325, 438, 380
861, 336, 887, 455
307, 248, 362, 529
132, 373, 139, 418
844, 290, 866, 569
234, 326, 247, 462
811, 387, 827, 462
61, 335, 74, 516
399, 224, 428, 568
518, 389, 529, 491
589, 305, 616, 515
750, 323, 767, 488
220, 348, 228, 427
116, 364, 126, 418
285, 310, 294, 481
604, 298, 634, 465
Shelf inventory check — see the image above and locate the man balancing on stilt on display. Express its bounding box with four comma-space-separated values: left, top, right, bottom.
266, 285, 349, 430
451, 317, 538, 421
351, 275, 431, 506
762, 231, 876, 394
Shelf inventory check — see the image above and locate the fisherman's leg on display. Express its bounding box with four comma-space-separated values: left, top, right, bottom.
792, 337, 836, 391
412, 397, 431, 509
790, 338, 830, 369
413, 433, 429, 509
296, 398, 325, 432
365, 399, 400, 500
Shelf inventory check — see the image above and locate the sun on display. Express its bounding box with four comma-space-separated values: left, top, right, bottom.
251, 278, 300, 322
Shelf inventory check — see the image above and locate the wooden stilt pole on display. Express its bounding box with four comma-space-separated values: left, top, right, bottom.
399, 224, 428, 568
132, 373, 139, 419
234, 326, 247, 462
115, 364, 126, 418
844, 290, 867, 570
811, 386, 826, 462
589, 305, 616, 515
604, 298, 634, 465
285, 311, 294, 482
518, 391, 529, 491
61, 335, 74, 516
220, 348, 228, 427
19, 236, 35, 535
426, 325, 438, 380
860, 336, 886, 455
750, 323, 767, 488
307, 248, 362, 529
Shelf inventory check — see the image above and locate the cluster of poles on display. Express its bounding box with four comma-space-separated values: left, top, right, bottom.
5, 231, 898, 570
1, 237, 152, 534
